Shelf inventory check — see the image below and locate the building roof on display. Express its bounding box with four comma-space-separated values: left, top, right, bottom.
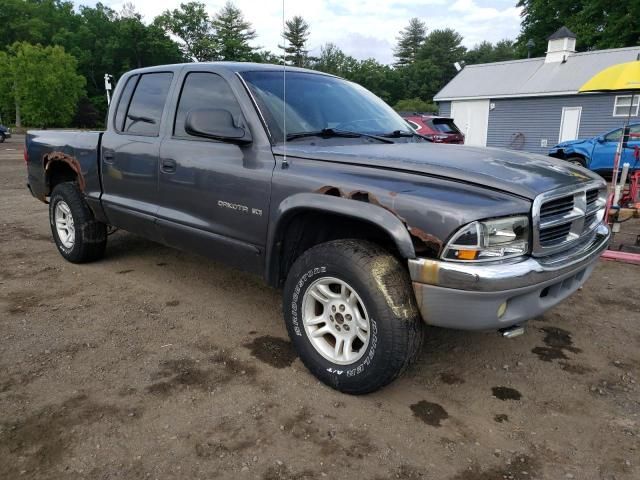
548, 26, 576, 40
434, 46, 640, 101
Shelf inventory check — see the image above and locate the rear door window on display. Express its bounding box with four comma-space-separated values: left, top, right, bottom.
113, 75, 137, 132
124, 72, 173, 136
174, 72, 244, 138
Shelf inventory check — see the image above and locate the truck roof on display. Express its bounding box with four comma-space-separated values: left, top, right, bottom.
125, 62, 336, 77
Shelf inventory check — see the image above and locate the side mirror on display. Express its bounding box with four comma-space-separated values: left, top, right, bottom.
596, 135, 605, 143
185, 108, 252, 144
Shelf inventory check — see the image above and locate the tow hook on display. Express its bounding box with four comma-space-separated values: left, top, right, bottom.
499, 325, 525, 338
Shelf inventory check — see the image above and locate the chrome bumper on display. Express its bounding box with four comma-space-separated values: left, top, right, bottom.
408, 223, 610, 330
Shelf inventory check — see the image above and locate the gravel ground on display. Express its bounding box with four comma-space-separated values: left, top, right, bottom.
1, 134, 639, 480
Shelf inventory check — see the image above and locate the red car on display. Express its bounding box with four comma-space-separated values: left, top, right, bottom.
401, 113, 464, 144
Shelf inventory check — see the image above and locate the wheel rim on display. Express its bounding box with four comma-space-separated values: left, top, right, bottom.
54, 201, 75, 249
301, 277, 370, 365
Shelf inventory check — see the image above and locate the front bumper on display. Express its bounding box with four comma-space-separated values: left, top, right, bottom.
408, 223, 610, 330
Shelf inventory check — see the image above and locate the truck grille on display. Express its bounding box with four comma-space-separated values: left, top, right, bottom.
533, 183, 606, 256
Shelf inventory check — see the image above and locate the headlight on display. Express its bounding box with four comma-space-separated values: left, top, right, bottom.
442, 216, 529, 262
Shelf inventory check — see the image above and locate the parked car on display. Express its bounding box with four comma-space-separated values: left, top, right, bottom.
549, 123, 640, 175
25, 63, 609, 394
401, 113, 464, 144
0, 125, 11, 143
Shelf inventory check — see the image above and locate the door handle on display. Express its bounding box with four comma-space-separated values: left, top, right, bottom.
103, 152, 114, 164
161, 159, 177, 173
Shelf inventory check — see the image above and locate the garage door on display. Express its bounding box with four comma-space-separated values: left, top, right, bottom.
451, 100, 490, 147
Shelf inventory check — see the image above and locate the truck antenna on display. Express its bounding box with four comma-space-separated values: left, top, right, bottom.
281, 0, 288, 168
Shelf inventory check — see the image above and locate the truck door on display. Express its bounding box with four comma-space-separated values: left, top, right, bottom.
100, 72, 175, 238
157, 69, 274, 274
591, 124, 640, 173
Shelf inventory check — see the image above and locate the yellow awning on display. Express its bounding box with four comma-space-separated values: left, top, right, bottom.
579, 61, 640, 93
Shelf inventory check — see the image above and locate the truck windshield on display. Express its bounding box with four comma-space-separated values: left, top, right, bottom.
240, 71, 411, 143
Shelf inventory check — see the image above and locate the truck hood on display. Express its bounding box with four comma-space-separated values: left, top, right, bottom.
273, 142, 602, 200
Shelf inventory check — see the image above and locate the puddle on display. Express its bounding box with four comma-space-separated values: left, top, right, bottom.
532, 326, 581, 362
243, 336, 296, 369
410, 400, 449, 427
492, 386, 522, 401
439, 372, 465, 385
560, 362, 594, 375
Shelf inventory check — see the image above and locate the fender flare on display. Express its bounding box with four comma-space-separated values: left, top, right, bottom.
43, 151, 86, 192
265, 193, 416, 286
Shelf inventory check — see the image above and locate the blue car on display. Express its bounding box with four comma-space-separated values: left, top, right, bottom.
549, 123, 640, 175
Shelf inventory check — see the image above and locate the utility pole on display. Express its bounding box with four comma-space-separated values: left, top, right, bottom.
104, 74, 114, 105
527, 39, 535, 59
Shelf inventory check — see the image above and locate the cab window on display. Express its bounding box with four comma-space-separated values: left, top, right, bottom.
124, 72, 173, 136
174, 72, 244, 139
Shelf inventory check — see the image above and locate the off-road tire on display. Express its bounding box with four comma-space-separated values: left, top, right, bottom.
283, 239, 424, 394
567, 156, 586, 167
49, 182, 107, 263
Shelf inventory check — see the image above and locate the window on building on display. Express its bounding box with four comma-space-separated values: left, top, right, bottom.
124, 72, 173, 136
613, 95, 639, 117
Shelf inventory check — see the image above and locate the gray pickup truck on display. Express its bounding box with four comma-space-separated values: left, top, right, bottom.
26, 62, 610, 394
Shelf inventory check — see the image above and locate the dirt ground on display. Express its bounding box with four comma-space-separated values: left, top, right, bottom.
1, 134, 639, 480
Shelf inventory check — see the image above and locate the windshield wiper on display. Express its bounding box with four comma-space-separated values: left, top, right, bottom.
286, 128, 394, 144
381, 129, 425, 139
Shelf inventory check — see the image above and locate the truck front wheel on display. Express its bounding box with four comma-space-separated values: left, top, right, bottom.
49, 182, 107, 263
567, 156, 586, 167
283, 240, 424, 394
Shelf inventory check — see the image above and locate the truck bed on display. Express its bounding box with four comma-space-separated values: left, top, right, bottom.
26, 130, 103, 202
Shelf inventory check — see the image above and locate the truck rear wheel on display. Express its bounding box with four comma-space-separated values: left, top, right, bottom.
49, 182, 107, 263
283, 239, 424, 394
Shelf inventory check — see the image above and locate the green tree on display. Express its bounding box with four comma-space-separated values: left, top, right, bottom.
393, 98, 438, 113
417, 29, 466, 90
251, 49, 282, 64
0, 0, 78, 48
280, 16, 311, 67
312, 43, 358, 77
395, 60, 443, 103
516, 0, 640, 56
1, 43, 85, 127
155, 1, 217, 61
465, 39, 517, 65
212, 1, 258, 61
347, 59, 400, 105
393, 18, 427, 66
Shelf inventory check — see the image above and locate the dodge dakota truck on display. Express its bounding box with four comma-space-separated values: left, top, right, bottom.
26, 63, 610, 394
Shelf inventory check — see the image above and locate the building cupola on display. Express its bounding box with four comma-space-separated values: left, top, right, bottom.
545, 26, 576, 63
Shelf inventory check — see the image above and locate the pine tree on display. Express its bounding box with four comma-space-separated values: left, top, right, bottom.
212, 1, 257, 61
279, 16, 311, 67
393, 18, 427, 66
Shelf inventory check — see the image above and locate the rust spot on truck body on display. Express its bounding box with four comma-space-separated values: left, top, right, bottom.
406, 226, 443, 256
44, 152, 86, 192
314, 186, 443, 257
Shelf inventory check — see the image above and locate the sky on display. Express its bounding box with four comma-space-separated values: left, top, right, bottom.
98, 0, 523, 64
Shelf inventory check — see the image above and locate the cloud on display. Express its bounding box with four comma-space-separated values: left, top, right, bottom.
101, 0, 523, 63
